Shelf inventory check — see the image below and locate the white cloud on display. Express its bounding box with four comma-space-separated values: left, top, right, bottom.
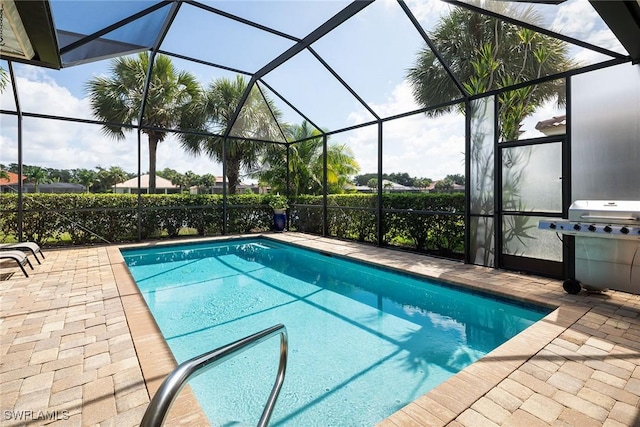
551, 0, 626, 62
404, 0, 453, 29
0, 75, 223, 177
344, 80, 465, 180
552, 0, 597, 37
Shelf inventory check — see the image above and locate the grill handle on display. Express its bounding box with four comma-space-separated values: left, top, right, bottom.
579, 214, 639, 222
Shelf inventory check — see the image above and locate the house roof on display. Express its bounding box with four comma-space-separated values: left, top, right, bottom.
0, 171, 26, 186
381, 179, 412, 190
23, 182, 85, 189
425, 181, 465, 191
535, 115, 567, 131
114, 174, 178, 189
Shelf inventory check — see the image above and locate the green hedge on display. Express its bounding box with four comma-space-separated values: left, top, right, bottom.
0, 192, 465, 258
290, 193, 465, 257
0, 193, 274, 246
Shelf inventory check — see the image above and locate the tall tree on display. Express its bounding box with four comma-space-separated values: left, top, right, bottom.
179, 75, 282, 194
199, 174, 218, 194
96, 166, 129, 192
46, 167, 73, 183
445, 174, 465, 185
157, 167, 183, 188
24, 166, 50, 193
407, 3, 576, 140
73, 169, 98, 193
256, 121, 360, 197
86, 52, 201, 192
0, 67, 8, 93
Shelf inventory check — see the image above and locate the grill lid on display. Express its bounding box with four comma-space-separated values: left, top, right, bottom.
568, 200, 640, 225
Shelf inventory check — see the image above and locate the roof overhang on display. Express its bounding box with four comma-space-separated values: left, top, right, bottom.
0, 0, 61, 69
590, 0, 640, 64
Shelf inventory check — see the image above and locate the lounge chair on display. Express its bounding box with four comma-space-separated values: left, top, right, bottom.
0, 242, 45, 264
0, 250, 34, 278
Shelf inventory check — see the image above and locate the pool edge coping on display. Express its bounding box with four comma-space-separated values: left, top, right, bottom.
108, 245, 210, 425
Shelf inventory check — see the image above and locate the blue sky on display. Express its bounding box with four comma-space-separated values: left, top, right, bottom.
0, 0, 625, 182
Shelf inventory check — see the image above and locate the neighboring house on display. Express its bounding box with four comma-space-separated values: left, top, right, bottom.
114, 174, 180, 194
1, 172, 85, 193
189, 176, 262, 194
0, 171, 25, 193
425, 181, 465, 193
535, 115, 566, 136
352, 180, 423, 193
23, 183, 85, 193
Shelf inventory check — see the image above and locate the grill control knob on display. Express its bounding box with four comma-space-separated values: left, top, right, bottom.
604, 225, 612, 233
588, 224, 597, 232
549, 223, 556, 229
620, 227, 629, 234
573, 224, 581, 231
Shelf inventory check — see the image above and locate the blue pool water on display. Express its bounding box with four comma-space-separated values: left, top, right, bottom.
122, 238, 550, 426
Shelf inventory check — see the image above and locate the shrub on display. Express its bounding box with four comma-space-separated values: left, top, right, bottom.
0, 192, 465, 259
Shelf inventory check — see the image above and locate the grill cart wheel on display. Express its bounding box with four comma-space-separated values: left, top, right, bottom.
563, 279, 582, 294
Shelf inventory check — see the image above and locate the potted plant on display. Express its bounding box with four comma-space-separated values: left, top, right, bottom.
268, 194, 289, 232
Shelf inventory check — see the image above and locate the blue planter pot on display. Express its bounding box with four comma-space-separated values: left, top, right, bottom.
273, 210, 287, 232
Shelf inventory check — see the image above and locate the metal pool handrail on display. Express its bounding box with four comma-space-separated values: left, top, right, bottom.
140, 323, 288, 427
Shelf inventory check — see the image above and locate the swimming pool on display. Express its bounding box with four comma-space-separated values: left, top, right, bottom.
122, 238, 550, 426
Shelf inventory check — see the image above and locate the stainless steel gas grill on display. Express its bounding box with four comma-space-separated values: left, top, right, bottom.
538, 200, 640, 294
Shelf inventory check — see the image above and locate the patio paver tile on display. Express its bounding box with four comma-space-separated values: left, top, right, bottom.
502, 409, 549, 427
30, 347, 59, 365
49, 385, 83, 407
470, 397, 512, 424
547, 371, 585, 394
82, 376, 116, 425
19, 370, 55, 394
592, 370, 629, 389
557, 407, 603, 427
520, 393, 563, 424
577, 386, 617, 411
557, 360, 594, 381
508, 370, 558, 398
553, 390, 609, 422
485, 387, 523, 413
455, 408, 500, 427
608, 401, 640, 426
602, 419, 631, 427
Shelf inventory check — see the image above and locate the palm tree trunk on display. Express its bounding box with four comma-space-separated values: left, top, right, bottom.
148, 135, 159, 193
227, 158, 240, 194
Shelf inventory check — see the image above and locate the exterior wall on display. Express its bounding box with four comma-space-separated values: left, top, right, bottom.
571, 63, 640, 200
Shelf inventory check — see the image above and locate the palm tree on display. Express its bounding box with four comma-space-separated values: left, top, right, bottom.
367, 178, 378, 192
434, 179, 454, 193
179, 75, 282, 194
199, 174, 218, 194
157, 167, 183, 189
256, 121, 360, 197
25, 166, 50, 193
407, 3, 577, 141
86, 52, 201, 192
96, 166, 129, 192
73, 169, 98, 193
0, 67, 8, 93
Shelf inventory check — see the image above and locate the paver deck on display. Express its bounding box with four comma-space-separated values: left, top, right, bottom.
1, 233, 640, 426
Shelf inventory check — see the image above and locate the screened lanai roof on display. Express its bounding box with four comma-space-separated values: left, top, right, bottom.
1, 0, 639, 144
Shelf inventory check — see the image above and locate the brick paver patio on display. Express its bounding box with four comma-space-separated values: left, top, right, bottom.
1, 233, 640, 426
